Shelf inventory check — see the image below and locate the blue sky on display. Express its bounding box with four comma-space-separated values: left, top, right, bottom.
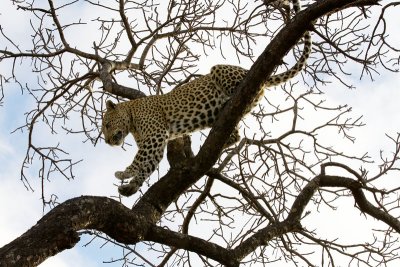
1, 1, 400, 266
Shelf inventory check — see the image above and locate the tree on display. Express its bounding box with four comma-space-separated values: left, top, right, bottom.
1, 0, 399, 266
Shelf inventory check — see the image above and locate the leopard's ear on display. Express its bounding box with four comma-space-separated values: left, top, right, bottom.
106, 100, 116, 110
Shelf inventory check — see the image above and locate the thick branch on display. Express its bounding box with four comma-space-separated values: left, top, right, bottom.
147, 225, 239, 267
99, 62, 145, 100
108, 81, 146, 100
233, 219, 302, 260
0, 197, 147, 267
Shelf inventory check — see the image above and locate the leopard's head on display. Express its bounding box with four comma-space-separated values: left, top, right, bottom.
102, 100, 130, 146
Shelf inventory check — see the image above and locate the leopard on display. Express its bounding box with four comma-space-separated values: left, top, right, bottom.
102, 0, 312, 197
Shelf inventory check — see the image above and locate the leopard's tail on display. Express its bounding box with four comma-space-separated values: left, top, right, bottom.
265, 0, 312, 87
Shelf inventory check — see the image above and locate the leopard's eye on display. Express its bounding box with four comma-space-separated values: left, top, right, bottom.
105, 123, 111, 129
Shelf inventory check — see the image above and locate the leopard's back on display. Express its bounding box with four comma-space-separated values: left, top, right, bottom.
161, 74, 229, 138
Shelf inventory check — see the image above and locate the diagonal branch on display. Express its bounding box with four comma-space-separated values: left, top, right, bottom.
318, 175, 400, 232
133, 0, 381, 222
230, 172, 400, 262
147, 225, 238, 267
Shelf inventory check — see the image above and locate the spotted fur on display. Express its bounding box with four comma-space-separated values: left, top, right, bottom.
102, 0, 312, 196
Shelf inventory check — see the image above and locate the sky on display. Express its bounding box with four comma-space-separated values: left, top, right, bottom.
1, 1, 400, 266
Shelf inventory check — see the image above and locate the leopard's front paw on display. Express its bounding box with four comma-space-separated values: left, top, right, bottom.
115, 171, 132, 180
118, 183, 140, 197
